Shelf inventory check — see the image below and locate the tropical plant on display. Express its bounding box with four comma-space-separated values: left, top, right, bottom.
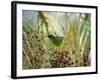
22, 11, 91, 69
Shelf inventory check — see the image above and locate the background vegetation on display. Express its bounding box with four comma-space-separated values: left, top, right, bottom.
22, 11, 91, 69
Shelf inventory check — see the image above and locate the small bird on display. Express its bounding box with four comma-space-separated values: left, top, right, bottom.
48, 34, 63, 47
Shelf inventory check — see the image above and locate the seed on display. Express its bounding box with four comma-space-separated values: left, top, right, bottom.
65, 51, 69, 54
75, 60, 78, 63
68, 63, 70, 65
38, 48, 41, 51
37, 40, 40, 42
71, 62, 74, 65
68, 57, 71, 60
54, 51, 57, 53
35, 36, 38, 38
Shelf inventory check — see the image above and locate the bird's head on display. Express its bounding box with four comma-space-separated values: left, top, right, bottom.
48, 34, 55, 40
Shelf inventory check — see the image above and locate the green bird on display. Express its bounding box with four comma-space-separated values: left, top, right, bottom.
48, 34, 63, 47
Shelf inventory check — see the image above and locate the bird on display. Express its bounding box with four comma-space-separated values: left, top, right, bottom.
47, 34, 63, 47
